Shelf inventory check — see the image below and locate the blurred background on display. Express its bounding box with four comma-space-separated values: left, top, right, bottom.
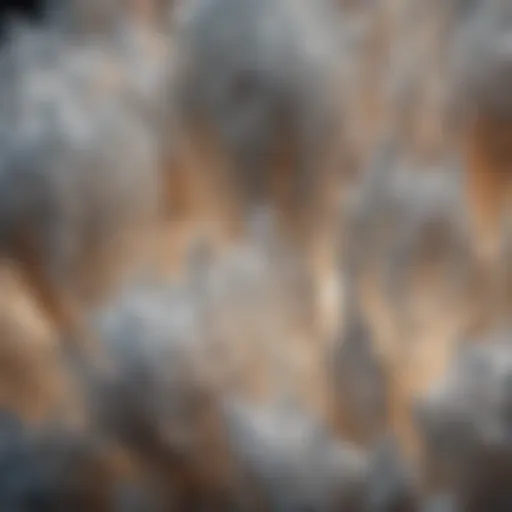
0, 0, 510, 510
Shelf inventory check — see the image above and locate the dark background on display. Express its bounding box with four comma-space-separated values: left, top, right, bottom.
0, 0, 44, 34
